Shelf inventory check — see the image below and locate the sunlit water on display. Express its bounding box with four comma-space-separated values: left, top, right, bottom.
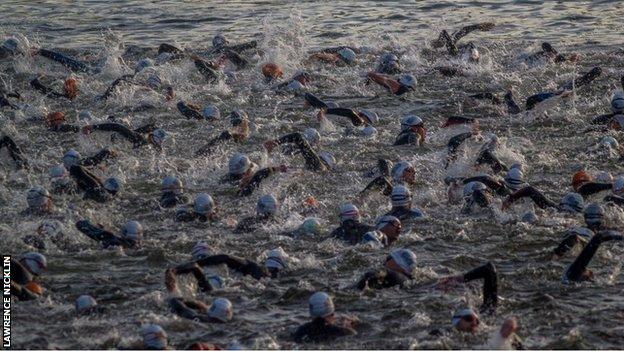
1, 1, 623, 349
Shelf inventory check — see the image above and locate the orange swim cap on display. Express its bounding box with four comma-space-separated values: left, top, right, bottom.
304, 196, 319, 207
261, 63, 283, 80
45, 111, 65, 127
571, 170, 591, 190
24, 281, 43, 295
63, 78, 78, 100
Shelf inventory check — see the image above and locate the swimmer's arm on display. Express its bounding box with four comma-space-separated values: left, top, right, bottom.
276, 133, 325, 171
604, 194, 624, 206
88, 123, 141, 142
463, 262, 498, 312
80, 148, 115, 167
238, 167, 280, 197
504, 90, 522, 115
304, 92, 328, 109
133, 123, 157, 134
169, 297, 201, 320
577, 182, 612, 196
552, 233, 585, 258
11, 281, 38, 301
360, 176, 393, 196
69, 165, 103, 190
53, 124, 81, 133
590, 113, 614, 125
0, 136, 28, 169
326, 108, 365, 126
98, 74, 135, 100
463, 175, 508, 196
504, 186, 557, 209
452, 23, 495, 44
227, 40, 258, 53
447, 132, 473, 154
30, 76, 63, 98
366, 72, 400, 93
75, 219, 117, 243
223, 50, 248, 68
355, 271, 383, 290
565, 231, 623, 282
439, 30, 458, 56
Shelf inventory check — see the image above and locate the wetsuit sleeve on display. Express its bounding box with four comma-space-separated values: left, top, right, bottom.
361, 176, 393, 196
195, 131, 232, 156
591, 113, 614, 125
564, 231, 623, 282
356, 270, 407, 289
377, 159, 392, 177
304, 93, 328, 109
604, 194, 624, 206
552, 233, 585, 257
475, 149, 507, 174
195, 254, 266, 279
325, 108, 365, 126
37, 49, 92, 73
561, 67, 601, 92
75, 219, 128, 248
98, 74, 135, 100
238, 168, 277, 197
54, 124, 80, 133
293, 323, 312, 343
134, 123, 157, 134
224, 50, 248, 68
394, 131, 418, 146
169, 297, 204, 320
576, 182, 612, 197
10, 259, 32, 285
227, 41, 258, 53
463, 175, 509, 196
504, 91, 521, 114
276, 132, 325, 171
30, 76, 64, 98
80, 148, 114, 167
439, 30, 458, 56
452, 22, 495, 44
0, 135, 28, 169
172, 262, 212, 291
463, 262, 498, 312
69, 165, 103, 192
506, 186, 558, 209
91, 123, 144, 145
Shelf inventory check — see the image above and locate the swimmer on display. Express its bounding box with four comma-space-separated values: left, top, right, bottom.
10, 252, 46, 301
76, 219, 143, 249
0, 135, 28, 169
30, 75, 78, 100
385, 185, 424, 220
82, 121, 167, 150
234, 194, 279, 232
224, 153, 287, 197
361, 215, 402, 247
330, 203, 375, 245
175, 193, 218, 222
195, 110, 249, 156
562, 230, 623, 283
395, 115, 426, 146
160, 176, 190, 208
264, 130, 328, 172
293, 292, 357, 343
23, 186, 53, 215
308, 47, 357, 66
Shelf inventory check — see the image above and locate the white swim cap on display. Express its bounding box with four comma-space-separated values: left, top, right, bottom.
207, 298, 233, 322
339, 203, 360, 223
309, 292, 334, 318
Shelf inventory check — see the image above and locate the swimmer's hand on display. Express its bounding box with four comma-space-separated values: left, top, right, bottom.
165, 268, 177, 292
81, 125, 93, 135
264, 140, 278, 153
435, 275, 463, 292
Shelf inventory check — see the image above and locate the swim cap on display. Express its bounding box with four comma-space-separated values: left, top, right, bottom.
207, 298, 233, 322
389, 248, 417, 274
146, 74, 162, 89
37, 220, 63, 237
135, 58, 153, 73
75, 295, 98, 314
360, 110, 379, 125
265, 247, 288, 270
21, 252, 47, 276
600, 136, 619, 150
142, 324, 168, 350
463, 181, 487, 198
151, 128, 167, 147
24, 281, 43, 295
191, 241, 211, 260
257, 194, 278, 216
397, 74, 416, 89
376, 215, 400, 231
400, 115, 423, 131
212, 34, 229, 48
309, 292, 334, 318
391, 185, 412, 207
611, 91, 624, 113
595, 171, 613, 183
583, 203, 604, 227
337, 48, 356, 64
391, 161, 413, 182
380, 52, 399, 64
319, 151, 336, 169
299, 217, 322, 235
229, 110, 248, 126
302, 128, 321, 146
569, 226, 593, 240
202, 105, 220, 120
161, 176, 183, 195
2, 38, 19, 53
509, 163, 524, 172
325, 101, 339, 109
452, 308, 478, 327
27, 186, 51, 209
504, 168, 524, 191
63, 149, 81, 169
45, 111, 65, 128
520, 211, 538, 224
49, 165, 68, 179
228, 153, 252, 176
339, 203, 360, 223
362, 231, 385, 247
193, 193, 215, 215
261, 62, 283, 79
361, 125, 378, 137
613, 176, 624, 195
103, 177, 121, 194
285, 79, 305, 92
559, 192, 584, 213
121, 220, 143, 241
571, 170, 591, 190
78, 110, 93, 121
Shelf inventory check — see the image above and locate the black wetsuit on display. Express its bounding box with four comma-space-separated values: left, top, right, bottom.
552, 227, 596, 257
505, 186, 559, 210
576, 182, 612, 198
446, 132, 474, 167
195, 130, 241, 156
234, 216, 273, 233
464, 262, 498, 312
476, 148, 507, 174
88, 123, 149, 148
293, 318, 356, 343
76, 220, 136, 249
275, 132, 326, 171
177, 101, 203, 120
563, 231, 623, 282
193, 56, 220, 82
238, 167, 280, 197
462, 175, 511, 197
175, 207, 209, 222
394, 130, 420, 146
356, 268, 411, 289
69, 165, 111, 202
604, 194, 624, 206
168, 297, 223, 323
37, 49, 96, 74
30, 75, 67, 99
0, 135, 28, 169
330, 220, 375, 245
361, 176, 393, 196
79, 148, 116, 168
385, 206, 424, 221
10, 259, 39, 301
97, 74, 135, 100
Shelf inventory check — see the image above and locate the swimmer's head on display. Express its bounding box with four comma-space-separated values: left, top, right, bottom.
613, 176, 624, 196
571, 170, 591, 191
599, 136, 619, 150
521, 211, 538, 224
595, 171, 613, 183
559, 192, 584, 213
161, 175, 183, 195
191, 241, 212, 261
339, 203, 360, 224
207, 298, 233, 322
611, 91, 624, 114
583, 203, 604, 229
261, 62, 284, 80
49, 165, 68, 179
45, 111, 65, 129
302, 128, 321, 147
360, 109, 379, 125
462, 45, 480, 63
146, 74, 162, 89
228, 153, 253, 177
391, 161, 416, 185
362, 231, 385, 247
504, 168, 524, 191
150, 128, 167, 148
361, 125, 378, 137
391, 185, 412, 208
265, 247, 289, 273
380, 52, 399, 64
21, 252, 47, 276
309, 292, 334, 318
37, 220, 63, 237
400, 115, 423, 132
142, 324, 168, 350
452, 308, 479, 333
62, 149, 81, 169
75, 295, 98, 315
386, 248, 417, 276
397, 74, 416, 90
212, 34, 229, 48
26, 186, 52, 212
103, 177, 122, 195
337, 48, 356, 64
205, 274, 224, 290
202, 105, 220, 120
24, 281, 43, 296
121, 220, 143, 242
256, 194, 278, 217
319, 151, 336, 169
193, 193, 215, 216
299, 217, 322, 235
376, 215, 401, 240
